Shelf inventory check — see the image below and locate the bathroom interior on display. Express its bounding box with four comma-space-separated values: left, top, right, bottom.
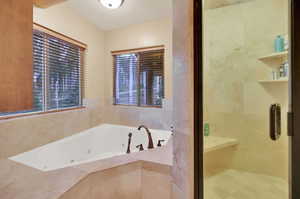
0, 0, 291, 198
1, 0, 178, 199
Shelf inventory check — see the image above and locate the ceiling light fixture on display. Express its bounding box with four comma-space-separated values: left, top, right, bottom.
99, 0, 124, 9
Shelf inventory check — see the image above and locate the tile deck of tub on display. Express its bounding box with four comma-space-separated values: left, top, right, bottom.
0, 140, 172, 199
0, 136, 239, 199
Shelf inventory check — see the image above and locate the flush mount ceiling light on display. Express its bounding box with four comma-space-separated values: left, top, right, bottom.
99, 0, 125, 9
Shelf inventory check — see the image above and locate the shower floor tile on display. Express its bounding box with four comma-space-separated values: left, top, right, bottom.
204, 169, 288, 199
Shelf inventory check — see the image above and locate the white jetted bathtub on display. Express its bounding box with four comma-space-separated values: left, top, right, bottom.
9, 124, 172, 171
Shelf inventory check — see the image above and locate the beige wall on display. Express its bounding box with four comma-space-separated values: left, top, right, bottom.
203, 0, 289, 179
0, 3, 105, 160
102, 18, 173, 130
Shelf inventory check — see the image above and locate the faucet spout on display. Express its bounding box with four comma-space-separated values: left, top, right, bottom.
138, 125, 154, 149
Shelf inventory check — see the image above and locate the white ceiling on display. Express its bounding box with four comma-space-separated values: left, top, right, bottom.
65, 0, 172, 31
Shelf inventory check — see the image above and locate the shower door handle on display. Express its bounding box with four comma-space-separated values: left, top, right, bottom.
270, 104, 281, 141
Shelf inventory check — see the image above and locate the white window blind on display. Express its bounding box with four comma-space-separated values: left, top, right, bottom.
113, 48, 164, 107
34, 29, 83, 111
32, 30, 46, 112
46, 33, 82, 110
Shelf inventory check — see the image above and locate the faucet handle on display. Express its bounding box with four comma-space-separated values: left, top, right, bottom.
136, 144, 144, 151
126, 132, 133, 154
170, 126, 174, 132
157, 140, 165, 147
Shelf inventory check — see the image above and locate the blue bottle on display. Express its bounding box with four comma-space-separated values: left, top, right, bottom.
275, 35, 284, 52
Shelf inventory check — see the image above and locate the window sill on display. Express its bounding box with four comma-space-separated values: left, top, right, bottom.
113, 104, 162, 109
0, 106, 86, 121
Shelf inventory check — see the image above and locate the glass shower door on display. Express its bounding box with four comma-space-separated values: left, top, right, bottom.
202, 0, 290, 198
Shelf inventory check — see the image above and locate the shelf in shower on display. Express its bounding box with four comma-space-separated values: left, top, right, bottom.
258, 51, 288, 62
258, 78, 288, 83
204, 136, 238, 153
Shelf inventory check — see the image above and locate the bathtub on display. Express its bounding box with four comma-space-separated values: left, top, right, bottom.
9, 124, 172, 171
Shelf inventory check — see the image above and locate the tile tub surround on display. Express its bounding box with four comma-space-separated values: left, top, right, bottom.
0, 100, 103, 160
141, 162, 172, 199
9, 124, 172, 171
0, 139, 172, 199
59, 161, 172, 199
60, 161, 172, 199
101, 99, 174, 130
61, 162, 143, 199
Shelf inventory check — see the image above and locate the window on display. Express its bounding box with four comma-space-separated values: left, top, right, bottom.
113, 47, 164, 107
0, 24, 86, 117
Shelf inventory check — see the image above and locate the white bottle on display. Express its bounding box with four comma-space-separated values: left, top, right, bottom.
283, 61, 289, 78
284, 34, 289, 51
279, 65, 285, 78
272, 70, 278, 80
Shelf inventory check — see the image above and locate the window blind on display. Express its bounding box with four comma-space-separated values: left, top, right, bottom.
46, 34, 82, 110
32, 30, 46, 112
34, 29, 83, 111
113, 48, 164, 107
114, 53, 138, 105
139, 50, 164, 106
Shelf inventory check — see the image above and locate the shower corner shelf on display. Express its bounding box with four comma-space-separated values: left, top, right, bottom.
258, 78, 288, 83
258, 51, 288, 62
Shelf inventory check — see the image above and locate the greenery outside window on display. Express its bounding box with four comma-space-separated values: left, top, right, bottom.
113, 46, 164, 108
